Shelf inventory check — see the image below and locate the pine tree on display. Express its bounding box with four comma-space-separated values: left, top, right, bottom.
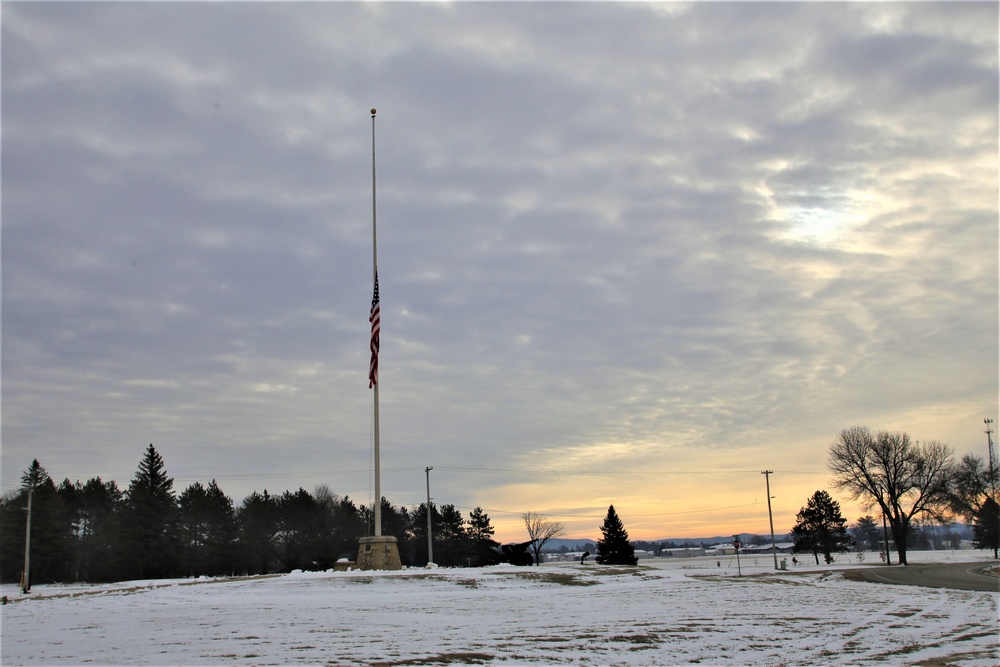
972, 497, 999, 559
273, 488, 327, 572
409, 502, 440, 565
850, 515, 881, 552
792, 490, 853, 564
467, 506, 501, 566
435, 504, 467, 567
178, 480, 237, 576
59, 477, 119, 582
68, 477, 124, 582
25, 461, 74, 583
330, 495, 365, 562
237, 490, 278, 575
122, 444, 178, 579
596, 505, 638, 565
0, 460, 74, 585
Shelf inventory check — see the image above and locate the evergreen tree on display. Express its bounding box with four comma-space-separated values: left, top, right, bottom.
178, 480, 237, 576
57, 477, 125, 582
409, 502, 441, 565
0, 492, 23, 583
122, 444, 178, 579
237, 490, 278, 574
25, 461, 74, 584
273, 488, 329, 571
467, 507, 501, 566
435, 504, 467, 567
850, 515, 882, 552
792, 490, 854, 564
330, 495, 365, 562
1, 460, 74, 585
596, 505, 638, 565
972, 497, 999, 559
204, 481, 238, 572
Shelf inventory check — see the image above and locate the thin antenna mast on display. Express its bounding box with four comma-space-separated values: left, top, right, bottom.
986, 418, 995, 468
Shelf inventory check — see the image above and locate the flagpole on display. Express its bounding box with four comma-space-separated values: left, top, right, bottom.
357, 108, 399, 570
371, 108, 382, 538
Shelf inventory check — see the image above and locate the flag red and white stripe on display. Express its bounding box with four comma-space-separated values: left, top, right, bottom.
368, 273, 380, 388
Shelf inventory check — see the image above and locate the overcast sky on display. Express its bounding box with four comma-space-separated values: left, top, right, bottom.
3, 1, 997, 542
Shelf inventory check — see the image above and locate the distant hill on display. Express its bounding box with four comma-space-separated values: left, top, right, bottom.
536, 524, 972, 553
540, 537, 737, 551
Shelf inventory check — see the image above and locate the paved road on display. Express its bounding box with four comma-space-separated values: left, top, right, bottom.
847, 561, 999, 592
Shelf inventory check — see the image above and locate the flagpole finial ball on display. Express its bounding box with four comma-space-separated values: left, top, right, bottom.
371, 108, 377, 116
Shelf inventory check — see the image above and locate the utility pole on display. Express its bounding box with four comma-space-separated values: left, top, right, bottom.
985, 418, 996, 496
21, 484, 33, 594
761, 470, 778, 569
882, 512, 891, 565
425, 466, 434, 565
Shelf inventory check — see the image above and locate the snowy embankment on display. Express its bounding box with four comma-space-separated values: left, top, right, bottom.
2, 551, 997, 666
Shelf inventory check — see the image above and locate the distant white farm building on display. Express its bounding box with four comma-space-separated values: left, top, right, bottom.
661, 547, 705, 558
706, 543, 737, 556
742, 543, 796, 555
707, 542, 796, 556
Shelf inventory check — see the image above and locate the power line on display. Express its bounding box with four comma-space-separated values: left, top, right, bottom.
452, 500, 763, 520
432, 466, 823, 477
2, 464, 824, 491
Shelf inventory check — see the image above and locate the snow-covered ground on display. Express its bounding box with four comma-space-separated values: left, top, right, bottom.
2, 550, 997, 666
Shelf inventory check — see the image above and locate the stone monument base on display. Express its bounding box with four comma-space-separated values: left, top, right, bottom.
356, 535, 402, 571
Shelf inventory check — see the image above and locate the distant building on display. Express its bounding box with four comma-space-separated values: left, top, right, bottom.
742, 542, 796, 555
661, 547, 705, 558
707, 544, 737, 556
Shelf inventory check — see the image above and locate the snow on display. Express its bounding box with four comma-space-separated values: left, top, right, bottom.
2, 551, 997, 666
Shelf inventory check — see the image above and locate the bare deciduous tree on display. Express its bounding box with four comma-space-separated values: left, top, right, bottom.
521, 511, 564, 566
950, 454, 999, 520
828, 426, 954, 565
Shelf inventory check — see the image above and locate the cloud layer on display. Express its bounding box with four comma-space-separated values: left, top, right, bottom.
3, 2, 997, 540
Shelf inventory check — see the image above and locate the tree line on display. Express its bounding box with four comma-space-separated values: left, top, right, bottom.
5, 425, 998, 585
1, 445, 502, 587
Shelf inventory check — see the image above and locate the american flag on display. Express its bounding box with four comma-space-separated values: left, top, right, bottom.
368, 273, 380, 388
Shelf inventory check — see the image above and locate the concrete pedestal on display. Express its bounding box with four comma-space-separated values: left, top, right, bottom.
356, 535, 402, 571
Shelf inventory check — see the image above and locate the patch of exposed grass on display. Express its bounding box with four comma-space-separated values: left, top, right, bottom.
952, 630, 1000, 642
590, 565, 649, 577
514, 571, 597, 586
611, 632, 660, 645
692, 572, 818, 586
369, 652, 494, 666
519, 635, 572, 644
912, 649, 1000, 666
